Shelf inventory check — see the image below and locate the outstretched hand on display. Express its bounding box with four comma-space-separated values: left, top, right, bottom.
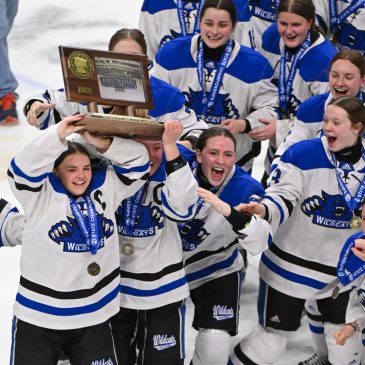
333, 325, 356, 346
197, 187, 231, 216
57, 114, 86, 141
221, 119, 246, 134
248, 117, 277, 141
26, 101, 56, 126
235, 201, 265, 218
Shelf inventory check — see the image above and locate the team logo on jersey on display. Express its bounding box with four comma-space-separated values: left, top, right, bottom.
183, 88, 239, 125
48, 214, 114, 252
153, 334, 177, 351
116, 202, 165, 238
301, 192, 352, 229
179, 218, 209, 251
91, 358, 114, 365
250, 0, 277, 21
213, 305, 234, 321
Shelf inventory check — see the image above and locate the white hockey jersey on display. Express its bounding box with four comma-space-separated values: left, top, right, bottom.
181, 164, 272, 290
262, 24, 336, 120
0, 198, 24, 248
260, 136, 365, 299
152, 34, 279, 171
7, 125, 149, 330
116, 147, 198, 309
139, 0, 255, 61
315, 0, 365, 55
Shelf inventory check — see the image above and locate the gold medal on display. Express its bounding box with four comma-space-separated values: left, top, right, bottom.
121, 242, 134, 256
331, 285, 340, 299
87, 262, 101, 276
350, 215, 362, 230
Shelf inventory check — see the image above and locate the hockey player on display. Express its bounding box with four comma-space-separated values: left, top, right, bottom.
24, 28, 207, 150
139, 0, 255, 61
7, 114, 150, 364
314, 0, 365, 56
229, 96, 365, 365
152, 0, 279, 173
179, 127, 272, 365
252, 0, 337, 182
110, 120, 198, 365
274, 49, 365, 164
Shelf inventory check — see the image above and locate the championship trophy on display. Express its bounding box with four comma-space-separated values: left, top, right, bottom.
59, 46, 163, 140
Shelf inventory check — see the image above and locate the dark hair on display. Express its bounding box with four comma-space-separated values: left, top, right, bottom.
330, 50, 365, 77
54, 142, 91, 169
108, 28, 147, 54
329, 96, 365, 134
196, 127, 237, 151
277, 0, 315, 25
200, 0, 237, 26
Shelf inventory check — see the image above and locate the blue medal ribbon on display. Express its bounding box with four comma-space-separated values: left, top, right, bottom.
123, 184, 147, 236
329, 0, 365, 34
278, 32, 311, 116
177, 0, 205, 36
197, 38, 233, 119
330, 150, 365, 214
337, 232, 365, 286
69, 196, 99, 255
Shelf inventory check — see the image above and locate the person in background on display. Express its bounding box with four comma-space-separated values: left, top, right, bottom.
253, 0, 337, 184
274, 49, 365, 165
314, 0, 365, 56
229, 96, 365, 365
0, 0, 19, 125
139, 0, 255, 62
152, 0, 279, 174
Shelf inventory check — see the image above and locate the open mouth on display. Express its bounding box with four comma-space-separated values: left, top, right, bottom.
333, 87, 348, 96
327, 136, 337, 144
73, 181, 86, 186
208, 35, 222, 41
211, 167, 224, 179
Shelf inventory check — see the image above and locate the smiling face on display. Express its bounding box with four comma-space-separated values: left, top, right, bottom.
196, 135, 236, 186
323, 105, 362, 152
136, 139, 163, 176
54, 152, 92, 196
200, 7, 235, 49
277, 12, 312, 49
329, 59, 365, 99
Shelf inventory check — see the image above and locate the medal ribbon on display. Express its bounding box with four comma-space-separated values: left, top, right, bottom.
123, 184, 147, 236
329, 0, 365, 34
69, 196, 99, 255
278, 32, 311, 115
197, 38, 233, 119
337, 232, 365, 286
330, 150, 365, 215
177, 0, 205, 36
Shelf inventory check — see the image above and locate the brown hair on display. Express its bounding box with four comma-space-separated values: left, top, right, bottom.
330, 50, 365, 78
277, 0, 315, 26
200, 0, 237, 27
329, 96, 365, 134
108, 28, 147, 54
54, 142, 91, 169
196, 127, 237, 151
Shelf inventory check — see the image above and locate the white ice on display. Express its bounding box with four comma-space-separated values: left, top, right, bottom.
0, 1, 312, 363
